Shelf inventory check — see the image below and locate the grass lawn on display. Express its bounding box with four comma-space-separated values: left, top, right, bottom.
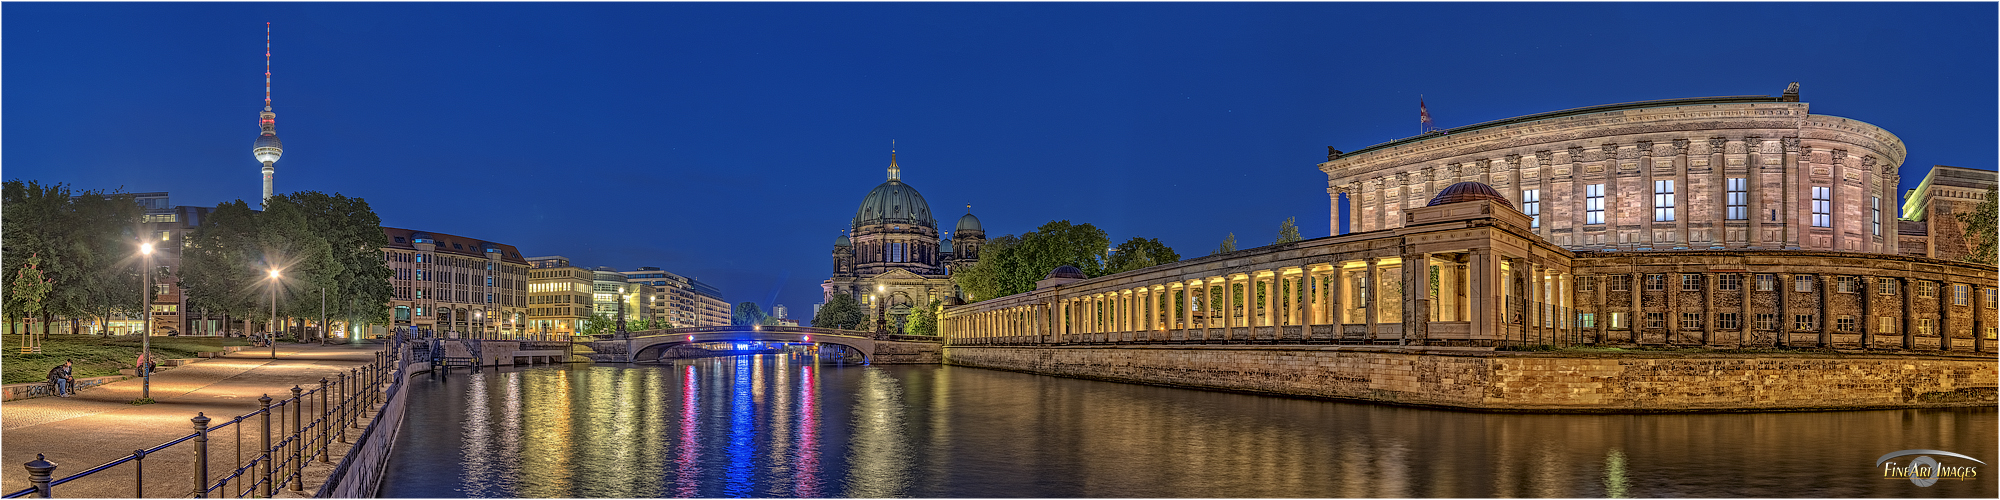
3, 335, 251, 384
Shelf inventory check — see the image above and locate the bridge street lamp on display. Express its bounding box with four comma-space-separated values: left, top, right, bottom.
268, 268, 281, 359
140, 243, 153, 399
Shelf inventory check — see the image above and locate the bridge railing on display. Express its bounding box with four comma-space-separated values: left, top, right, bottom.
629, 325, 879, 339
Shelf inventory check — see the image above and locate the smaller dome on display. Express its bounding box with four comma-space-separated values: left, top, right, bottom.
1045, 265, 1086, 280
956, 213, 983, 233
1428, 182, 1510, 206
940, 238, 954, 254
835, 233, 851, 247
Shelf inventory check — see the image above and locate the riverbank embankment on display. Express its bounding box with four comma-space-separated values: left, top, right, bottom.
944, 345, 1998, 412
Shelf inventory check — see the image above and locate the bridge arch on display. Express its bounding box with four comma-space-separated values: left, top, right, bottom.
594, 325, 879, 364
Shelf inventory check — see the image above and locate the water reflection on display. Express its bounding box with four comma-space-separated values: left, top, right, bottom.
383, 354, 1997, 498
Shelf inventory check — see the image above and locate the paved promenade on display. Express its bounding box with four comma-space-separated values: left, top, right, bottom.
0, 342, 390, 498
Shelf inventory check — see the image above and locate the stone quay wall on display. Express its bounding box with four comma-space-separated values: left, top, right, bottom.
943, 345, 1997, 412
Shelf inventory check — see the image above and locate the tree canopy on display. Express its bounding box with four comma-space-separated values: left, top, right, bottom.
1107, 237, 1181, 275
813, 294, 866, 330
732, 302, 769, 326
958, 220, 1110, 302
1213, 232, 1237, 256
2, 181, 142, 336
903, 298, 942, 336
1275, 217, 1303, 245
1959, 185, 1998, 266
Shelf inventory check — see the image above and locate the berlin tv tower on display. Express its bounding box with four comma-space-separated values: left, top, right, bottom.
252, 22, 284, 208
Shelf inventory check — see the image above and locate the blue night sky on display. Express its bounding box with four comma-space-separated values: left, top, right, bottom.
5, 2, 1995, 313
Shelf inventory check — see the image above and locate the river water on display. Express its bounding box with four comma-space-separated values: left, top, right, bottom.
381, 353, 1996, 498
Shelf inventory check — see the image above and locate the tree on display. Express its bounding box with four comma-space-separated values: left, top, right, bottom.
578, 313, 616, 336
1958, 185, 1998, 265
1, 181, 141, 340
178, 201, 268, 330
958, 220, 1111, 302
275, 192, 393, 335
1107, 237, 1182, 275
1275, 217, 1303, 245
813, 294, 866, 330
732, 302, 768, 326
904, 299, 942, 336
1213, 233, 1237, 256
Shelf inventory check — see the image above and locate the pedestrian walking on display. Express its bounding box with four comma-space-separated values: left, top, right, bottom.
46, 360, 74, 397
136, 350, 157, 377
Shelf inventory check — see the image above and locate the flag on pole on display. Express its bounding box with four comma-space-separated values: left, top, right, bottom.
1419, 96, 1436, 134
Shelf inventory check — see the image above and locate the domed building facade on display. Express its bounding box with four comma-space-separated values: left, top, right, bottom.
823, 152, 985, 332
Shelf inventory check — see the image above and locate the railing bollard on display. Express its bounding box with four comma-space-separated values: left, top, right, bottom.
289, 385, 304, 492
349, 368, 362, 430
192, 412, 211, 498
259, 394, 273, 499
25, 454, 56, 498
318, 377, 330, 463
131, 449, 144, 498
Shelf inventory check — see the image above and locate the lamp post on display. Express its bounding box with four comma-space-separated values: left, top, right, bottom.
616, 286, 627, 334
318, 287, 326, 345
874, 284, 886, 335
140, 243, 153, 399
268, 269, 280, 359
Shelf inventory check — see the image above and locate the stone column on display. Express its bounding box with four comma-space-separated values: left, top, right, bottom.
1740, 273, 1753, 347
1365, 259, 1380, 342
1860, 277, 1874, 349
1818, 274, 1832, 348
1637, 141, 1656, 249
1627, 271, 1642, 344
1709, 137, 1727, 248
1469, 249, 1491, 342
1939, 281, 1953, 352
1902, 278, 1916, 350
1861, 156, 1878, 252
1329, 185, 1343, 236
1673, 139, 1692, 248
1745, 137, 1765, 248
1667, 271, 1680, 345
1407, 254, 1431, 346
1974, 284, 1986, 353
1223, 277, 1237, 342
1594, 274, 1608, 344
1831, 149, 1848, 251
1701, 273, 1715, 345
1783, 139, 1802, 249
1330, 269, 1346, 337
1777, 273, 1792, 347
1883, 171, 1900, 255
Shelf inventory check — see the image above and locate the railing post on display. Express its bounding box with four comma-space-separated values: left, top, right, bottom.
259, 394, 273, 498
131, 449, 144, 498
335, 372, 348, 444
350, 368, 362, 430
289, 385, 304, 492
192, 412, 210, 498
25, 454, 55, 498
318, 378, 330, 463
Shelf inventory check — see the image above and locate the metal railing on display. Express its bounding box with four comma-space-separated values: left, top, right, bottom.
7, 348, 401, 498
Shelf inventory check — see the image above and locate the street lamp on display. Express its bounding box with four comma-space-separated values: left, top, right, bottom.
268, 268, 280, 359
139, 243, 153, 399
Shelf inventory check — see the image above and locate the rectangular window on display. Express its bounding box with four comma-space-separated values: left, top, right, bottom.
1872, 196, 1882, 236
1837, 276, 1856, 293
1608, 275, 1631, 292
1354, 273, 1370, 309
1646, 312, 1665, 329
1987, 289, 1997, 309
1654, 180, 1676, 222
415, 307, 425, 317
1917, 281, 1936, 298
1756, 274, 1776, 291
1811, 186, 1831, 228
1717, 312, 1741, 330
1795, 314, 1817, 331
1681, 274, 1701, 291
1880, 279, 1898, 295
1837, 315, 1855, 332
395, 306, 410, 320
1794, 275, 1812, 293
1726, 178, 1747, 220
1918, 318, 1935, 336
487, 276, 494, 286
1586, 184, 1605, 225
1580, 313, 1596, 328
1645, 274, 1666, 291
1879, 317, 1897, 334
1522, 189, 1541, 228
1680, 312, 1702, 330
1578, 276, 1596, 292
1755, 313, 1778, 330
415, 290, 423, 299
1953, 284, 1969, 305
1719, 274, 1742, 291
1609, 312, 1626, 329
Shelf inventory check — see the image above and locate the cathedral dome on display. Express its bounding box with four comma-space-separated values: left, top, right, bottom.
1428, 182, 1509, 206
854, 180, 936, 228
940, 238, 954, 254
956, 212, 983, 233
835, 232, 851, 247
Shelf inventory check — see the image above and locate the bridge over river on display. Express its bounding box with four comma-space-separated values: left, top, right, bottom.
580, 325, 939, 364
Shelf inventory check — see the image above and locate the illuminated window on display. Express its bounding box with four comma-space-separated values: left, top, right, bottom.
1717, 313, 1741, 330
1837, 315, 1855, 332
1879, 317, 1896, 334
1522, 189, 1541, 228
1794, 275, 1812, 293
1988, 289, 1997, 309
1811, 186, 1830, 227
1953, 284, 1969, 305
1608, 311, 1626, 329
1653, 180, 1675, 222
1719, 274, 1742, 291
1726, 178, 1747, 220
1917, 318, 1935, 336
1580, 313, 1596, 328
1586, 184, 1605, 225
1756, 274, 1776, 292
1795, 314, 1817, 331
1917, 281, 1936, 298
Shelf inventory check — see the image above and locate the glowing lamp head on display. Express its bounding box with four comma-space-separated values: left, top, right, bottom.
268, 269, 281, 279
140, 243, 154, 255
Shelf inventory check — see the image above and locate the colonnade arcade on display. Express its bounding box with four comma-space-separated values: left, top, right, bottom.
942, 199, 1576, 347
